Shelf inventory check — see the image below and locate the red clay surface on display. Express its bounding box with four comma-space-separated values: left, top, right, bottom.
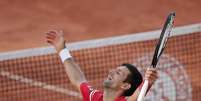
1, 32, 200, 101
0, 0, 201, 52
0, 1, 201, 101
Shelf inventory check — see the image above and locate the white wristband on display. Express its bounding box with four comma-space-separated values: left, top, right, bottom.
59, 48, 72, 63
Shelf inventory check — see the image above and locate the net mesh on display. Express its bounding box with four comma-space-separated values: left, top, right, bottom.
0, 24, 201, 101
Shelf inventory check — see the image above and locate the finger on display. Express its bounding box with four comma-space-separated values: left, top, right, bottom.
46, 40, 54, 45
46, 39, 54, 44
146, 74, 158, 80
147, 71, 157, 76
46, 40, 53, 44
146, 69, 157, 74
145, 77, 156, 85
49, 30, 58, 34
146, 68, 157, 72
46, 35, 55, 40
145, 74, 158, 82
145, 71, 158, 78
46, 32, 57, 37
49, 30, 62, 35
146, 68, 155, 74
146, 71, 157, 76
46, 37, 55, 42
147, 67, 157, 71
148, 77, 158, 85
47, 30, 60, 35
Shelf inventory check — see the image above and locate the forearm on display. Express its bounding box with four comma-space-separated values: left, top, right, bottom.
45, 30, 87, 89
59, 46, 86, 88
63, 58, 86, 88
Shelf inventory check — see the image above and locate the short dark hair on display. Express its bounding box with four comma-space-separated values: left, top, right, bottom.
121, 63, 143, 96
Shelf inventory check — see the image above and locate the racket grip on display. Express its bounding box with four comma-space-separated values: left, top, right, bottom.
137, 80, 149, 101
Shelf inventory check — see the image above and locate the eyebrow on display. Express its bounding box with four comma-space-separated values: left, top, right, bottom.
119, 69, 126, 77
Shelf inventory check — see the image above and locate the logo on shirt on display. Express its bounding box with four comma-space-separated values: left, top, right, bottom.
88, 85, 94, 93
134, 54, 192, 101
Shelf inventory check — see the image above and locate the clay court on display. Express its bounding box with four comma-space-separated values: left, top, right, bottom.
0, 0, 201, 52
0, 0, 201, 101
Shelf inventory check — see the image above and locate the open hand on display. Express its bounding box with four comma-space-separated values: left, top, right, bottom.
46, 30, 66, 53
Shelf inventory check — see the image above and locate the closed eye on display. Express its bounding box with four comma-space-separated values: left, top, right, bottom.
117, 71, 121, 75
117, 70, 124, 76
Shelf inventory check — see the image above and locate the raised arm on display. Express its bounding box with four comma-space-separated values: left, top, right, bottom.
128, 68, 158, 101
46, 30, 87, 90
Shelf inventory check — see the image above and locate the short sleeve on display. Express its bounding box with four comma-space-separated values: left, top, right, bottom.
80, 82, 103, 101
115, 96, 127, 101
80, 82, 93, 101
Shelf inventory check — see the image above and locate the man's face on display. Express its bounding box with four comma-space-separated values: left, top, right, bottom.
103, 66, 131, 89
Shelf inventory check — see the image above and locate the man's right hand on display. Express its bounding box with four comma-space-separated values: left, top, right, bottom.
46, 30, 66, 53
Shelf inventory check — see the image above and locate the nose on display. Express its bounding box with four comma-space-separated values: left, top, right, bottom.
109, 69, 115, 75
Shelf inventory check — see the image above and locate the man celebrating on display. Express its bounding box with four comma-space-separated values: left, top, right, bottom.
46, 30, 158, 101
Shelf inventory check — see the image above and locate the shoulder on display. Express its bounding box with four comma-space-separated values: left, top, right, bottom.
80, 82, 103, 101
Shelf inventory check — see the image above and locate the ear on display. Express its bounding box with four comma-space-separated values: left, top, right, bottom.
120, 83, 131, 90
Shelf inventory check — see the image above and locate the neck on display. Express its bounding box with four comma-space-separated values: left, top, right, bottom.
103, 88, 123, 101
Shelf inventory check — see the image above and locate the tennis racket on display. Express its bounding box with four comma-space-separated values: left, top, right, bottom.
137, 12, 176, 101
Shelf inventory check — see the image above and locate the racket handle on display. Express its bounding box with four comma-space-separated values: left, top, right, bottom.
137, 80, 149, 101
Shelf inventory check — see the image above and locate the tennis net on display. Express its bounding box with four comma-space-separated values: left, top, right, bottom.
0, 23, 201, 101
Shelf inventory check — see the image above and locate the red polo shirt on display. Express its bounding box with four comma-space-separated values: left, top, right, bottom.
80, 82, 127, 101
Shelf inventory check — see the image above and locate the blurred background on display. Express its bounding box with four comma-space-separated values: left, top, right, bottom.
0, 0, 201, 101
0, 0, 201, 52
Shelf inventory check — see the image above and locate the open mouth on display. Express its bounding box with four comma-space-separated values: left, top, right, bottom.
108, 75, 113, 80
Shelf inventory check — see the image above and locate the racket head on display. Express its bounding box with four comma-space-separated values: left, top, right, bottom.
151, 12, 176, 68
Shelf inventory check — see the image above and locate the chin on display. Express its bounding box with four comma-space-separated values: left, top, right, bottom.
103, 79, 115, 89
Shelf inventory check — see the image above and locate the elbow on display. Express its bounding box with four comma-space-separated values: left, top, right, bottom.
70, 77, 86, 88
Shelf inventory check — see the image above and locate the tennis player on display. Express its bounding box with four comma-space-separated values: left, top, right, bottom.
46, 30, 158, 101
